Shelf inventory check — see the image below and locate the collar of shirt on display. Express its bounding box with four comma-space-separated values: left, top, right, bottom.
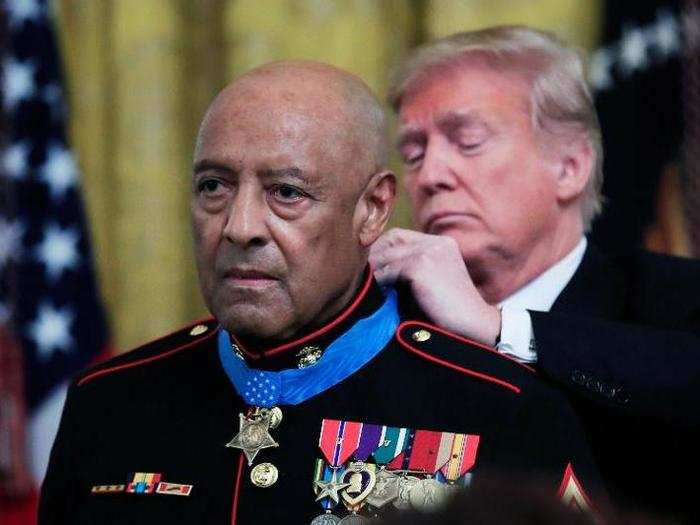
499, 237, 588, 312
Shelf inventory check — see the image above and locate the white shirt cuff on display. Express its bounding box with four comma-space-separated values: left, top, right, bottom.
497, 306, 537, 363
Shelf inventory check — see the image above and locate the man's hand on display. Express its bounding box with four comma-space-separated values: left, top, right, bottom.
369, 228, 501, 346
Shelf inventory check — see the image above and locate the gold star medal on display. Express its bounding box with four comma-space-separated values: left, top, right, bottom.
226, 411, 279, 465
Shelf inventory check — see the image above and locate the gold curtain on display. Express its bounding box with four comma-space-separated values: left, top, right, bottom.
55, 0, 602, 353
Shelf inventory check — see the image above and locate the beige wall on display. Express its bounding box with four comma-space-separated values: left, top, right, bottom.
56, 0, 602, 353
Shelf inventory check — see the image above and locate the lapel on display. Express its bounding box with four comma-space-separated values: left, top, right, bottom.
550, 244, 628, 320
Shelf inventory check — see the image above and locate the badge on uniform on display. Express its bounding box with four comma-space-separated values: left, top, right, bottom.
310, 419, 479, 523
92, 473, 193, 497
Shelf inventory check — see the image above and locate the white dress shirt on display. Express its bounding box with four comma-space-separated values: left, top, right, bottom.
496, 238, 587, 363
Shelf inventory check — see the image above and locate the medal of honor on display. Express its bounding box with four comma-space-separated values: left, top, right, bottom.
226, 410, 279, 465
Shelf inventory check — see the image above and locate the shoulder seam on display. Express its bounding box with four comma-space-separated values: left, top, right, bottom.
77, 321, 219, 387
396, 320, 524, 395
399, 320, 536, 373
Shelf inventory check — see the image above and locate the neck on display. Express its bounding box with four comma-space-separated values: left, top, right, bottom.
472, 222, 583, 305
232, 266, 383, 369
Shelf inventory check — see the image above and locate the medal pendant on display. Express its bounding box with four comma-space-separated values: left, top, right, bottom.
392, 475, 420, 510
366, 469, 400, 509
310, 512, 341, 525
340, 462, 376, 512
226, 411, 279, 465
408, 478, 450, 512
315, 468, 352, 505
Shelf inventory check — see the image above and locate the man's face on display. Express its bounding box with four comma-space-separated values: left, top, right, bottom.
398, 65, 561, 268
192, 84, 367, 340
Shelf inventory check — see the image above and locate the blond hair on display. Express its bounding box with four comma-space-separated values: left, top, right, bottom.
389, 26, 603, 230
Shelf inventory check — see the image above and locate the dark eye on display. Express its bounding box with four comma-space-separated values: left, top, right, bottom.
270, 184, 305, 202
197, 179, 223, 194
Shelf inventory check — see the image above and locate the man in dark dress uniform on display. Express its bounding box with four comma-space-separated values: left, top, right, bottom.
39, 61, 602, 524
370, 26, 700, 520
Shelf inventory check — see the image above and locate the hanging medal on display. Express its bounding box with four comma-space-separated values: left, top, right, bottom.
340, 424, 381, 515
226, 407, 279, 465
313, 420, 362, 523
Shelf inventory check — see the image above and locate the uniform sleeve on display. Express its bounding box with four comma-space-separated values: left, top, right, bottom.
38, 381, 81, 524
531, 310, 700, 427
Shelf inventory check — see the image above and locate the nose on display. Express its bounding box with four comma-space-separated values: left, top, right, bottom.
222, 182, 269, 248
414, 140, 459, 196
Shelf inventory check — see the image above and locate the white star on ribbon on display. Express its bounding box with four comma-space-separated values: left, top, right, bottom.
3, 140, 30, 180
0, 216, 25, 268
618, 25, 649, 77
2, 58, 36, 110
650, 10, 680, 57
588, 48, 614, 92
35, 223, 80, 281
39, 143, 79, 200
6, 0, 41, 28
28, 302, 75, 361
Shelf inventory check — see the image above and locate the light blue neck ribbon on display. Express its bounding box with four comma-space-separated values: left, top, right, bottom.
218, 288, 399, 407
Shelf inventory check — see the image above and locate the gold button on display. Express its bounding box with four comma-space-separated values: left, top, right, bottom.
250, 462, 278, 488
189, 324, 208, 336
411, 329, 431, 342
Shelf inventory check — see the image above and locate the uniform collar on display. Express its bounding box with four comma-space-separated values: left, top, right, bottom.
218, 287, 399, 407
229, 266, 385, 370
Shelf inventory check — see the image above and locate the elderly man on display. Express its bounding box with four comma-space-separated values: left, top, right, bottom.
370, 26, 700, 518
39, 61, 602, 524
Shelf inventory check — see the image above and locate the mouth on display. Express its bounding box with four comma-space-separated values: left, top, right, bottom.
222, 268, 279, 288
424, 211, 477, 233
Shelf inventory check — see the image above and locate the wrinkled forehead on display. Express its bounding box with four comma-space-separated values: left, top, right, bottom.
196, 84, 363, 174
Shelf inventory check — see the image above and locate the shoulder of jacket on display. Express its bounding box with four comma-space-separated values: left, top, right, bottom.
395, 320, 536, 395
75, 318, 219, 388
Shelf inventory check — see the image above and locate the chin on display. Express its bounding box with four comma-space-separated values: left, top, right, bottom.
215, 301, 292, 339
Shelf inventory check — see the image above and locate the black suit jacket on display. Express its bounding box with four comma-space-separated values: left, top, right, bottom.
39, 279, 603, 524
531, 246, 700, 520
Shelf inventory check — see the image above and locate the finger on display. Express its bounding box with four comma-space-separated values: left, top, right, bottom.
373, 259, 404, 286
369, 242, 416, 271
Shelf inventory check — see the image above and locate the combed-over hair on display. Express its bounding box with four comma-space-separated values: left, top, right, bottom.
388, 26, 603, 230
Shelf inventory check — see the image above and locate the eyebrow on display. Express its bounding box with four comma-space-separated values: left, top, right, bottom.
436, 112, 490, 135
192, 159, 236, 175
396, 128, 426, 149
260, 167, 311, 185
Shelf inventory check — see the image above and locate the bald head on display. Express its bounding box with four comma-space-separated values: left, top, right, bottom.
196, 60, 389, 185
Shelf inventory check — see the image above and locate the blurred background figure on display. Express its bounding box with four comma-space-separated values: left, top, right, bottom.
0, 1, 697, 523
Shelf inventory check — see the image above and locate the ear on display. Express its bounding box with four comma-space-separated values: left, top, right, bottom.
354, 170, 396, 247
556, 137, 594, 202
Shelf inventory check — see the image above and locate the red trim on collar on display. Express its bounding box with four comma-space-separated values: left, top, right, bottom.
398, 320, 536, 374
396, 321, 524, 395
233, 267, 374, 360
230, 452, 245, 525
77, 319, 219, 387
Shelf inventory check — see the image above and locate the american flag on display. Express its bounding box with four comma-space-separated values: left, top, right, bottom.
0, 0, 109, 518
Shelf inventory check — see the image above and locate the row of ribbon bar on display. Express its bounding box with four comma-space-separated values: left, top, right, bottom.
318, 419, 480, 481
